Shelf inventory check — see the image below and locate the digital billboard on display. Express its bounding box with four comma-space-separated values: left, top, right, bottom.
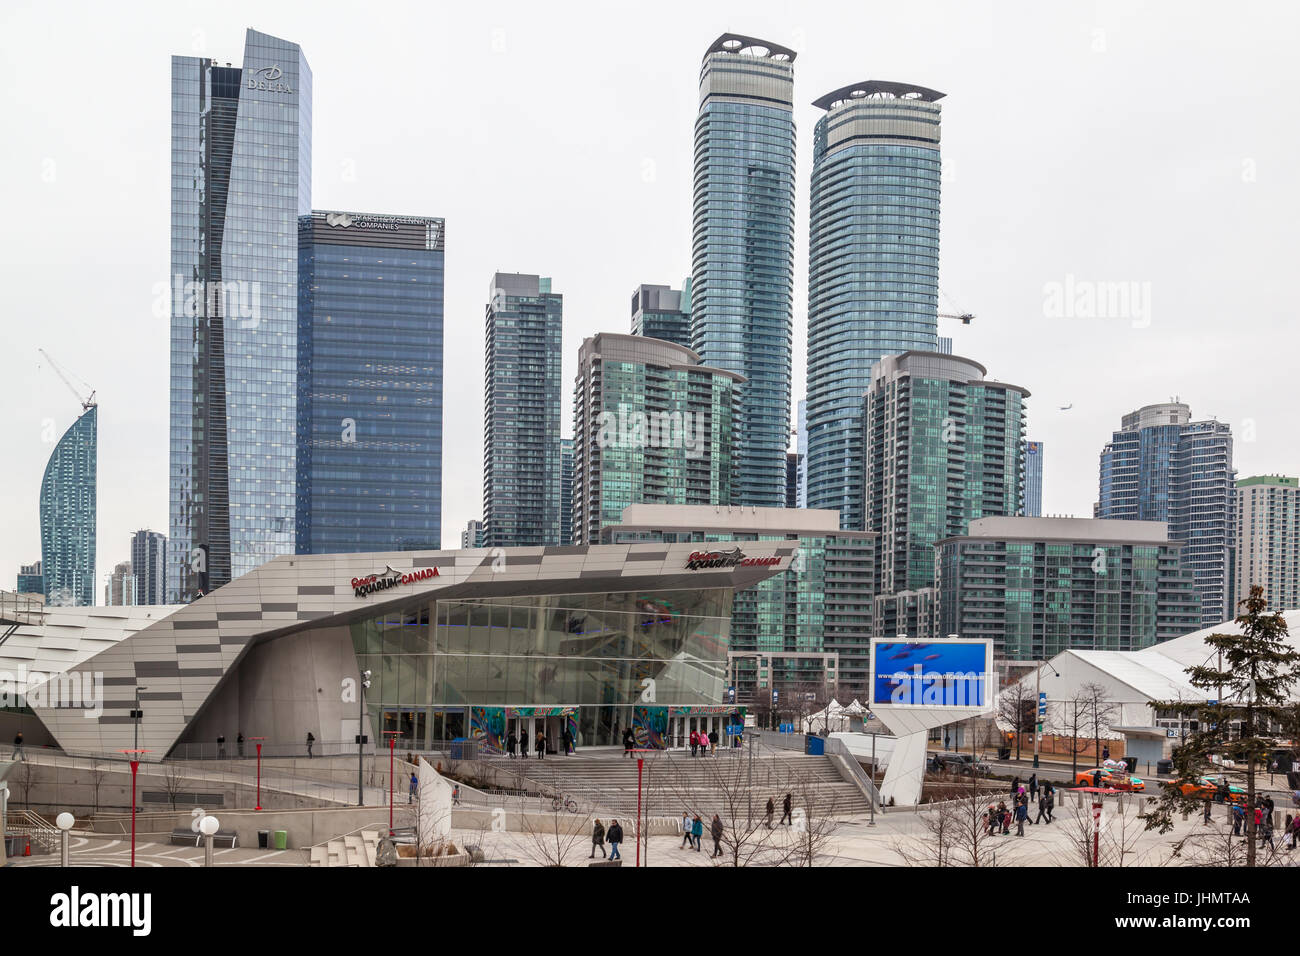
871, 640, 992, 707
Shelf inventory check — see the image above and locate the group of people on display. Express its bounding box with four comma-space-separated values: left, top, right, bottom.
986, 775, 1056, 836
505, 728, 575, 759
689, 730, 718, 757
676, 812, 726, 856
589, 819, 625, 860
1229, 794, 1296, 849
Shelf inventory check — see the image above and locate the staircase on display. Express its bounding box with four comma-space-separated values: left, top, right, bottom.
308, 828, 380, 867
505, 750, 874, 820
5, 809, 60, 853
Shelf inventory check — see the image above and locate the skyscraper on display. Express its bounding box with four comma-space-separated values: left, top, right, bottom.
864, 352, 1027, 636
40, 405, 97, 606
1024, 441, 1044, 517
796, 398, 808, 508
483, 273, 563, 548
169, 28, 312, 602
105, 561, 136, 607
460, 519, 485, 549
16, 561, 43, 596
560, 438, 575, 546
806, 81, 943, 530
130, 530, 168, 606
571, 333, 741, 545
296, 210, 445, 555
631, 281, 692, 349
1234, 475, 1299, 613
691, 34, 797, 508
1095, 402, 1235, 627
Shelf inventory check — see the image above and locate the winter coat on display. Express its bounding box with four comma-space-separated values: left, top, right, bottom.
592, 822, 605, 844
691, 818, 704, 837
607, 824, 624, 844
711, 818, 724, 840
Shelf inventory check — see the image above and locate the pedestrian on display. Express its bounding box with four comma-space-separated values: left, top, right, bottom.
680, 811, 693, 849
1290, 814, 1300, 851
306, 731, 315, 758
607, 819, 623, 860
237, 732, 245, 758
1034, 789, 1050, 824
519, 730, 529, 759
11, 732, 25, 762
711, 814, 724, 857
689, 730, 698, 757
1015, 796, 1028, 836
780, 792, 793, 826
1102, 745, 1110, 762
1011, 776, 1020, 798
765, 797, 775, 829
1044, 783, 1055, 823
1092, 769, 1102, 788
1261, 810, 1274, 850
985, 804, 998, 835
507, 731, 517, 758
623, 729, 635, 758
708, 729, 718, 755
452, 784, 461, 806
536, 730, 545, 759
216, 734, 225, 759
1203, 796, 1212, 824
691, 814, 704, 851
1232, 802, 1244, 836
996, 800, 1010, 835
1028, 774, 1038, 803
591, 819, 606, 859
408, 771, 418, 804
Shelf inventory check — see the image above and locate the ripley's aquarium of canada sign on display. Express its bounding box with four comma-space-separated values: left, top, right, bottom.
684, 547, 781, 571
351, 566, 438, 598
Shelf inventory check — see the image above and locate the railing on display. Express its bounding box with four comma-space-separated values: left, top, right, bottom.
824, 737, 883, 809
5, 809, 59, 850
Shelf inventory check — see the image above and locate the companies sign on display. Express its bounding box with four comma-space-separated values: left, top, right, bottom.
684, 547, 781, 571
246, 64, 294, 95
350, 565, 439, 598
870, 640, 993, 707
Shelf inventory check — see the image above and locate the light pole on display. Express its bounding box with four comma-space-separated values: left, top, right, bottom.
635, 755, 644, 868
56, 811, 75, 866
1032, 661, 1059, 769
384, 731, 402, 830
358, 669, 371, 807
250, 738, 265, 810
131, 685, 148, 753
200, 813, 220, 867
869, 732, 877, 826
121, 748, 148, 867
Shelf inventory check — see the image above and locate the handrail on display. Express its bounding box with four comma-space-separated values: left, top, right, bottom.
824, 737, 883, 809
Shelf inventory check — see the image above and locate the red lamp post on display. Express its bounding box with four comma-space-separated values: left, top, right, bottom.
120, 749, 149, 868
636, 755, 644, 868
250, 737, 266, 810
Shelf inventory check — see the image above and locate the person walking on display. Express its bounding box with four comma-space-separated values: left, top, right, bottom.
680, 811, 693, 849
1034, 787, 1051, 825
590, 819, 606, 859
780, 792, 793, 827
306, 731, 315, 758
1203, 795, 1213, 824
1028, 774, 1038, 804
710, 814, 724, 857
623, 729, 635, 758
1044, 782, 1055, 823
689, 730, 698, 758
535, 730, 546, 760
1092, 769, 1102, 788
237, 732, 245, 758
1102, 745, 1110, 762
708, 729, 718, 755
1011, 776, 1020, 799
607, 819, 623, 860
452, 784, 461, 806
765, 797, 775, 829
216, 734, 225, 759
519, 730, 529, 759
11, 732, 25, 762
507, 731, 517, 759
563, 727, 575, 756
1232, 801, 1245, 837
996, 800, 1010, 835
1015, 796, 1028, 837
691, 814, 704, 851
408, 771, 418, 804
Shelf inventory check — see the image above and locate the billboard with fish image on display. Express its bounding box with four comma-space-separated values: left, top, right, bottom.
870, 639, 993, 708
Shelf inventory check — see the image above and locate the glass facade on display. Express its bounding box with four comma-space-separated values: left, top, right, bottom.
572, 335, 741, 545
691, 37, 797, 508
130, 530, 168, 606
807, 84, 943, 530
1024, 440, 1044, 517
559, 438, 574, 546
169, 29, 312, 602
631, 280, 692, 349
483, 273, 563, 547
349, 588, 733, 747
1097, 404, 1234, 627
295, 211, 445, 554
39, 406, 97, 606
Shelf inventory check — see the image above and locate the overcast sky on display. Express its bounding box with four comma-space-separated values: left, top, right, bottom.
1, 0, 1297, 590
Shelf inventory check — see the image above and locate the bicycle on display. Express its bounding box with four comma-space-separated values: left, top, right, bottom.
551, 793, 579, 813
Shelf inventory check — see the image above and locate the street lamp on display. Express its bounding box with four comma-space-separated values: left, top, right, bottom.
1032, 660, 1061, 769
120, 748, 149, 867
249, 737, 266, 810
131, 686, 148, 753
56, 811, 75, 866
200, 813, 220, 867
358, 670, 371, 807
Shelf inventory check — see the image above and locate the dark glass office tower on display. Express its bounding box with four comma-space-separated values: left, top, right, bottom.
631, 281, 692, 348
130, 530, 168, 606
40, 405, 97, 606
806, 82, 943, 530
560, 438, 575, 546
691, 35, 797, 508
296, 211, 445, 554
169, 29, 311, 602
483, 273, 564, 548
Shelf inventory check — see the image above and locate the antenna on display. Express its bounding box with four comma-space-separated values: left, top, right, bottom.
37, 349, 97, 412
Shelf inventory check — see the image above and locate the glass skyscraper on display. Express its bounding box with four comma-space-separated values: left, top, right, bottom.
560, 438, 575, 546
690, 34, 797, 509
1024, 440, 1044, 517
169, 29, 312, 602
806, 82, 943, 530
1096, 402, 1235, 627
631, 281, 692, 348
40, 405, 97, 606
296, 210, 445, 554
571, 334, 741, 545
130, 530, 168, 606
483, 273, 563, 548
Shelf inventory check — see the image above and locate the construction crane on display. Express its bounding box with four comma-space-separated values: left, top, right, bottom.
37, 349, 97, 411
938, 311, 974, 325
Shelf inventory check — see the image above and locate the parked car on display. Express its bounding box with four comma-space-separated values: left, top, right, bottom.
1075, 767, 1145, 791
930, 752, 992, 777
1179, 774, 1247, 804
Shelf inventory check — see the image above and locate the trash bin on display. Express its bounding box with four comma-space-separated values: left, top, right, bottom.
804, 734, 825, 756
257, 829, 270, 849
273, 830, 287, 850
1123, 756, 1138, 774
1156, 759, 1173, 775
998, 747, 1011, 760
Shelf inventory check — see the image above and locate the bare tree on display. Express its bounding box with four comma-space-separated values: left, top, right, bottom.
16, 759, 35, 810
162, 763, 186, 810
1054, 794, 1162, 867
895, 772, 1022, 867
89, 761, 108, 815
516, 801, 593, 867
997, 679, 1036, 761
